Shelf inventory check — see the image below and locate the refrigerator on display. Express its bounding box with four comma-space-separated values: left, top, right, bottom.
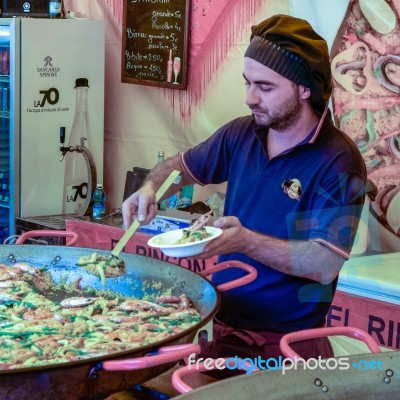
0, 17, 105, 240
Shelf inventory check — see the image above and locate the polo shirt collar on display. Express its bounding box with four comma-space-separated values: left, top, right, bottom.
308, 104, 329, 143
253, 103, 330, 148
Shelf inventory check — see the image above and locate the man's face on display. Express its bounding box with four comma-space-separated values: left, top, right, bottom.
243, 57, 303, 130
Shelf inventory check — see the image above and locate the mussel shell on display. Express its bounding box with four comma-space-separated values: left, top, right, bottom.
359, 0, 396, 35
60, 296, 97, 308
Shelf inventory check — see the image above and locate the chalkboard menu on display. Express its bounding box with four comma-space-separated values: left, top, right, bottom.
121, 0, 190, 89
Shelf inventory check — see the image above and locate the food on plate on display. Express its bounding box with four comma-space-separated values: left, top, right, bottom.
148, 226, 223, 257
176, 209, 214, 244
0, 262, 201, 370
176, 228, 211, 244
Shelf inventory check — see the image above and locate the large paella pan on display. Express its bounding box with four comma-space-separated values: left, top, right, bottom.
0, 243, 256, 400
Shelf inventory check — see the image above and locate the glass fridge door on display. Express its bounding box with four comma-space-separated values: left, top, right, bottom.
0, 21, 14, 241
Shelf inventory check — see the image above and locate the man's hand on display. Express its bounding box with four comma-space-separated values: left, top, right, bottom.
122, 182, 158, 229
122, 154, 186, 229
193, 216, 247, 259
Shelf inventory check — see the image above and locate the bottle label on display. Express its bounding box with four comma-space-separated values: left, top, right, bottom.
49, 2, 62, 16
63, 181, 87, 215
177, 185, 194, 208
160, 193, 177, 210
93, 204, 106, 219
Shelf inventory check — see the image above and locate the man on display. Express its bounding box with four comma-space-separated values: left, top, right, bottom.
122, 15, 367, 362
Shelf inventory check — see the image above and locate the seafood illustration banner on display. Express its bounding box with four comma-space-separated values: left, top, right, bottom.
292, 0, 400, 242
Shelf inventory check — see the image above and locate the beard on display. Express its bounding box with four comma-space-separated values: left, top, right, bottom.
251, 84, 303, 130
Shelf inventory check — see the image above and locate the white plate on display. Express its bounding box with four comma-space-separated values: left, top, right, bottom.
147, 227, 223, 257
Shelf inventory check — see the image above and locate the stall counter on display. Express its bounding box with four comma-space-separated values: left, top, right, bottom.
328, 252, 400, 351
65, 218, 400, 352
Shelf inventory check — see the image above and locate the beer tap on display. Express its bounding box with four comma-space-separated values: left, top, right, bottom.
59, 126, 70, 161
59, 127, 97, 216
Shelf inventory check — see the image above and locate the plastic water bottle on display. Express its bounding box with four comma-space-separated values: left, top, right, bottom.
157, 150, 165, 164
49, 0, 64, 18
157, 150, 178, 210
92, 184, 106, 219
177, 184, 194, 209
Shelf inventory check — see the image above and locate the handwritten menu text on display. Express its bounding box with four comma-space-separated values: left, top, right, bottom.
122, 0, 189, 89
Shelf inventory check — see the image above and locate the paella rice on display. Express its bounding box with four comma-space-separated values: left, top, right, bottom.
76, 253, 125, 285
0, 262, 201, 370
176, 228, 211, 244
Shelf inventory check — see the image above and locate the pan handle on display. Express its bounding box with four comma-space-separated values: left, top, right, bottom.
15, 230, 79, 246
99, 343, 200, 372
172, 357, 259, 393
198, 260, 257, 292
280, 326, 382, 359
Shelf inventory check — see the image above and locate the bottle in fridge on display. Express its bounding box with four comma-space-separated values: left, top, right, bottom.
0, 24, 12, 241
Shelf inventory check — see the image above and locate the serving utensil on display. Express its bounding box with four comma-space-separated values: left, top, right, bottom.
110, 170, 182, 265
182, 209, 213, 239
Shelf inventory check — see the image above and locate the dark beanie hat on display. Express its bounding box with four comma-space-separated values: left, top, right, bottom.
244, 14, 332, 113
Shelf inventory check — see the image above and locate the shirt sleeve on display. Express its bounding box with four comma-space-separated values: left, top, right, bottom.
181, 117, 249, 185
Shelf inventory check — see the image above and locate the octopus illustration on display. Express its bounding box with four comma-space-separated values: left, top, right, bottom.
330, 0, 400, 237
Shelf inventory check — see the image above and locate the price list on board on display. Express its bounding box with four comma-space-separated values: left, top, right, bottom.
121, 0, 189, 89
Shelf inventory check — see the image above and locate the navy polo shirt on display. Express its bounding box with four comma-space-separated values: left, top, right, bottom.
182, 111, 367, 332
